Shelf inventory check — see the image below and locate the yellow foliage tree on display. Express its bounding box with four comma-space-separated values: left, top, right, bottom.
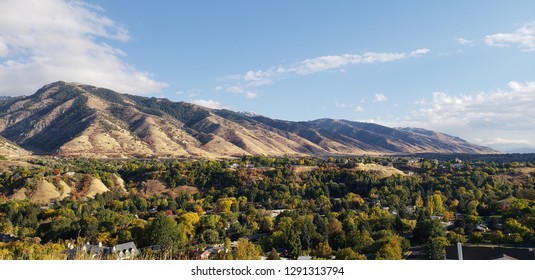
234, 238, 262, 260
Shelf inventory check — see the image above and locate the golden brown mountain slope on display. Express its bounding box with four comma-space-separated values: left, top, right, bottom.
0, 135, 30, 158
0, 81, 497, 158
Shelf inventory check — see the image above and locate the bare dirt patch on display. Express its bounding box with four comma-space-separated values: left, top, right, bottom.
112, 173, 128, 194
141, 180, 199, 198
85, 177, 110, 199
353, 163, 406, 178
517, 167, 535, 176
141, 180, 168, 197
57, 180, 72, 200
29, 180, 61, 204
11, 187, 28, 200
293, 166, 319, 174
0, 160, 34, 170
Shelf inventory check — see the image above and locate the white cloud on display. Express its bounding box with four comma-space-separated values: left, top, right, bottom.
226, 85, 258, 99
374, 93, 388, 102
457, 37, 474, 45
221, 48, 430, 99
409, 48, 431, 56
476, 138, 531, 146
0, 0, 167, 96
0, 39, 8, 57
244, 92, 258, 99
295, 49, 429, 75
485, 21, 535, 51
191, 99, 230, 110
399, 81, 535, 150
354, 106, 364, 112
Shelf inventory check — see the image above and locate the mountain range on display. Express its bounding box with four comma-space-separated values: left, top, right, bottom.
0, 81, 497, 158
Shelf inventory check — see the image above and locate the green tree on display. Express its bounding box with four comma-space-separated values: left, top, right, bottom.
422, 237, 450, 260
267, 248, 281, 260
504, 218, 531, 237
336, 247, 366, 260
375, 235, 403, 260
426, 192, 444, 215
179, 212, 200, 241
413, 218, 445, 244
260, 216, 274, 232
287, 231, 302, 260
315, 241, 333, 259
234, 238, 262, 260
145, 214, 186, 251
470, 232, 484, 243
489, 230, 505, 244
214, 237, 234, 260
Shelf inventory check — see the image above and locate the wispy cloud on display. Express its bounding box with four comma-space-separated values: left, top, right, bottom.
0, 0, 167, 95
485, 21, 535, 51
221, 48, 430, 99
295, 49, 429, 75
191, 99, 230, 110
374, 93, 388, 102
399, 81, 535, 149
457, 37, 474, 45
226, 85, 258, 99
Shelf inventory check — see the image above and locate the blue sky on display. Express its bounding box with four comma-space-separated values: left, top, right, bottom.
1, 0, 535, 152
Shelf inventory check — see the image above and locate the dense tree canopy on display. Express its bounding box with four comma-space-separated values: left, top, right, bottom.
0, 155, 534, 259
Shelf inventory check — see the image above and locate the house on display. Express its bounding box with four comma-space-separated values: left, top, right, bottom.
230, 163, 240, 169
368, 199, 381, 207
199, 250, 211, 260
0, 233, 18, 243
269, 209, 287, 218
446, 245, 535, 260
66, 241, 139, 260
441, 221, 455, 230
83, 242, 113, 259
405, 205, 416, 213
113, 242, 139, 260
453, 164, 465, 170
165, 210, 176, 217
493, 254, 518, 260
473, 224, 489, 232
454, 213, 467, 220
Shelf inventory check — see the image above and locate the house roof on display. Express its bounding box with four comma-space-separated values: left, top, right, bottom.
446, 245, 535, 260
80, 242, 139, 259
493, 254, 517, 260
114, 242, 138, 252
0, 233, 18, 243
113, 242, 139, 258
85, 244, 113, 255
